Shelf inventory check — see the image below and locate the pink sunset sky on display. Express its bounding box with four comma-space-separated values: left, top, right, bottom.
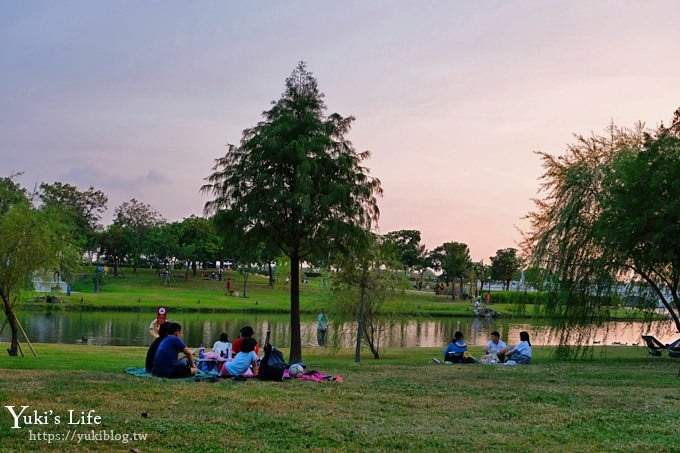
1, 1, 679, 261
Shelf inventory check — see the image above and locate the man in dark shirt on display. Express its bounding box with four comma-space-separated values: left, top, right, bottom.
152, 322, 197, 378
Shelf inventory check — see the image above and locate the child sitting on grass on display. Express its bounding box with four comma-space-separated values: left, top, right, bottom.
221, 337, 259, 378
212, 332, 231, 358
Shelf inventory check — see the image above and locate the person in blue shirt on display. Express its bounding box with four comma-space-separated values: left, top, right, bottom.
221, 337, 259, 377
443, 331, 468, 363
152, 322, 197, 378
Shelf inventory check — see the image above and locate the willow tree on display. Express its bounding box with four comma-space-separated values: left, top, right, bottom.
0, 176, 67, 356
330, 233, 394, 361
524, 109, 680, 356
202, 62, 382, 362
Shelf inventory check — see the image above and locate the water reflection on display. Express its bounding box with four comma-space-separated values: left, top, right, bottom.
2, 311, 677, 349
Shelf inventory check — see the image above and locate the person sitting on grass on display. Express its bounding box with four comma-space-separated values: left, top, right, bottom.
231, 325, 260, 357
483, 331, 507, 362
442, 331, 469, 363
152, 322, 197, 378
501, 331, 532, 365
145, 321, 171, 373
221, 337, 259, 378
212, 332, 231, 358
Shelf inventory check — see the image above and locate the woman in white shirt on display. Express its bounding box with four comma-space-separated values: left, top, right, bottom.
502, 331, 532, 365
212, 332, 232, 358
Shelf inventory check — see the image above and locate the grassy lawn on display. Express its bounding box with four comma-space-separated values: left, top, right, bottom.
20, 268, 652, 322
22, 268, 482, 316
1, 344, 679, 452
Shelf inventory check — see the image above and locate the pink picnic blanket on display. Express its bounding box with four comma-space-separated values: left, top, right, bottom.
284, 369, 343, 382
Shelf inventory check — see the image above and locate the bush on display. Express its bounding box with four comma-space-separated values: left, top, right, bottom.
487, 291, 549, 305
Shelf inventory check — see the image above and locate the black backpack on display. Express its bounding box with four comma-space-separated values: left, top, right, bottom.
258, 330, 286, 381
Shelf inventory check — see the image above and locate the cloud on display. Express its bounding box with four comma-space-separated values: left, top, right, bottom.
59, 166, 171, 192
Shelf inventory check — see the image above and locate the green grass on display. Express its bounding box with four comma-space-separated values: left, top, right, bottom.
23, 268, 481, 316
1, 344, 679, 452
20, 268, 655, 321
5, 269, 674, 451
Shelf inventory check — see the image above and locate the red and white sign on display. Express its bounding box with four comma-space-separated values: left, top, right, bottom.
156, 306, 167, 325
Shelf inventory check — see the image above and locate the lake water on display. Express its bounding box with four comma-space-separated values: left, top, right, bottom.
2, 310, 678, 350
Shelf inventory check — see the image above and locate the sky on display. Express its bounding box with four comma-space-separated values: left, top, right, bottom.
1, 1, 679, 261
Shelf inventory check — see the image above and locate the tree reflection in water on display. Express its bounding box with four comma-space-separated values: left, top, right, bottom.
4, 311, 678, 349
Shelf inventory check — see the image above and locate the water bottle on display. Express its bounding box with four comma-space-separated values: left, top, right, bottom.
198, 344, 205, 360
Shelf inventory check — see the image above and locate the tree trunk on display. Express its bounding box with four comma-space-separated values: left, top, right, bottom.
1, 294, 19, 356
637, 269, 680, 332
242, 272, 249, 298
289, 251, 302, 363
355, 276, 366, 363
365, 324, 379, 359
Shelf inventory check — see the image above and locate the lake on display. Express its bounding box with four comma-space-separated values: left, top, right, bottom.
2, 310, 678, 350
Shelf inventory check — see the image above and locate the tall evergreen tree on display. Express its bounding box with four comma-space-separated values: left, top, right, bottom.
202, 62, 382, 362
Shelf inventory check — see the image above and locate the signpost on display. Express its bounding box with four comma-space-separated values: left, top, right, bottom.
156, 306, 167, 325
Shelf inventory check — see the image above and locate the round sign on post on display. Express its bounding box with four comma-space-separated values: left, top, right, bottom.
149, 306, 168, 338
156, 306, 167, 325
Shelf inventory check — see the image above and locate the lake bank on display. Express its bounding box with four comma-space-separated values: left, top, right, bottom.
19, 267, 665, 322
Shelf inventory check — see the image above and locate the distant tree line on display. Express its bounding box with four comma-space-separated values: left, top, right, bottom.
2, 63, 528, 361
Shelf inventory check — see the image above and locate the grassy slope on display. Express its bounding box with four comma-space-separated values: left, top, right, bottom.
1, 344, 679, 452
22, 268, 486, 316
20, 268, 646, 321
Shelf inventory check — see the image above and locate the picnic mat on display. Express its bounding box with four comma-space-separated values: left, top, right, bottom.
284, 369, 343, 382
124, 367, 214, 381
125, 367, 343, 382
